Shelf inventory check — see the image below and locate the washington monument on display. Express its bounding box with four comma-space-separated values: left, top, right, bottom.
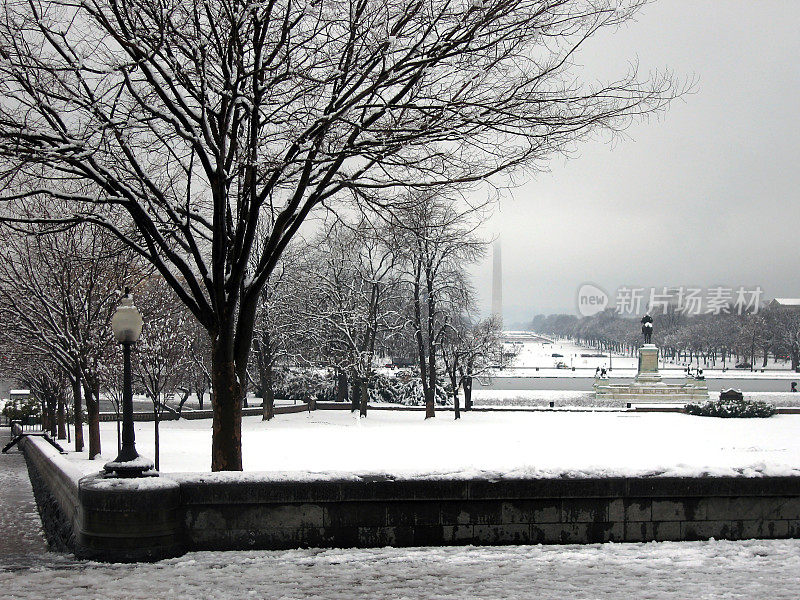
492, 240, 502, 326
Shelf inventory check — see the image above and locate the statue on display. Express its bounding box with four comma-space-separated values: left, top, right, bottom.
641, 313, 654, 344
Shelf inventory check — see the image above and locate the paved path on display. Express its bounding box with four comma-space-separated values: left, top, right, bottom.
0, 428, 49, 568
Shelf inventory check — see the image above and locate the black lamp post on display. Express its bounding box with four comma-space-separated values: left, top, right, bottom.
104, 289, 154, 477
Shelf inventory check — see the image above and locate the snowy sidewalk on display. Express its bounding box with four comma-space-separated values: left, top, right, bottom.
2, 540, 799, 599
0, 428, 48, 568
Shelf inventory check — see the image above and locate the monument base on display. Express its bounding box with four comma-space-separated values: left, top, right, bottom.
594, 343, 709, 404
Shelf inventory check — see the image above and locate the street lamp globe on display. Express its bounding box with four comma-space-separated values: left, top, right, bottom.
111, 292, 143, 344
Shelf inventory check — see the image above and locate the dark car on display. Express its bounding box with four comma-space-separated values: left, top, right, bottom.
735, 362, 752, 369
551, 353, 563, 358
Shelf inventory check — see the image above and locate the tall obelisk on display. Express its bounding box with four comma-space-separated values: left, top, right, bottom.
491, 240, 502, 326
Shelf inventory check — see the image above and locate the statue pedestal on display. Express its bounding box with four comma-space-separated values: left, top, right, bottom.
593, 343, 708, 404
635, 344, 662, 383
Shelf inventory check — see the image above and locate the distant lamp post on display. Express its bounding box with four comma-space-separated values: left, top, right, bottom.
104, 288, 154, 477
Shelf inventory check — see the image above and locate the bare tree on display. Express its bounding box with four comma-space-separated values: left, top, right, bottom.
305, 218, 402, 417
134, 278, 192, 470
0, 215, 145, 456
0, 0, 678, 469
98, 350, 124, 452
396, 192, 486, 418
441, 314, 501, 418
770, 309, 800, 372
250, 250, 301, 421
11, 354, 69, 438
184, 318, 212, 411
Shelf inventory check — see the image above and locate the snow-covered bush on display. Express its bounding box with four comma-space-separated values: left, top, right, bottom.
272, 369, 337, 403
686, 397, 775, 418
2, 397, 41, 422
270, 370, 453, 406
368, 372, 405, 404
368, 373, 452, 406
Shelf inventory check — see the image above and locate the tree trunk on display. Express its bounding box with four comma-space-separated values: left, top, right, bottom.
262, 361, 275, 421
412, 272, 429, 407
72, 373, 84, 453
359, 380, 368, 418
84, 379, 101, 459
154, 412, 160, 471
56, 392, 67, 440
42, 389, 55, 437
255, 334, 276, 421
351, 374, 361, 412
49, 395, 57, 437
424, 271, 436, 420
336, 370, 348, 403
210, 346, 243, 471
451, 372, 460, 420
176, 390, 190, 416
463, 373, 473, 411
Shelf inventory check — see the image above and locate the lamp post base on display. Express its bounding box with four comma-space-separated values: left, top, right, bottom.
103, 456, 157, 478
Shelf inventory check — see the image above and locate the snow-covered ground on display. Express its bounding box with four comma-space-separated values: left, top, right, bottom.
66, 410, 800, 479
501, 338, 632, 373
472, 389, 601, 407
497, 338, 799, 378
471, 390, 800, 408
4, 540, 800, 599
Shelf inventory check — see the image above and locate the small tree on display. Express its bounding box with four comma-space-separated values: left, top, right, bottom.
135, 279, 192, 470
250, 250, 304, 421
185, 319, 212, 411
395, 193, 487, 418
305, 219, 403, 417
442, 315, 502, 418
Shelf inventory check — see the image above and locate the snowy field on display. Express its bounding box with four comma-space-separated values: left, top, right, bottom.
496, 338, 799, 377
66, 410, 800, 478
470, 390, 800, 408
4, 540, 800, 599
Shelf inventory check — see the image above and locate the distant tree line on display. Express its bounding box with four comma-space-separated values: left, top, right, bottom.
530, 307, 800, 371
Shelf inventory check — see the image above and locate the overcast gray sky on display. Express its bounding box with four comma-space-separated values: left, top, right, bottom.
472, 0, 800, 326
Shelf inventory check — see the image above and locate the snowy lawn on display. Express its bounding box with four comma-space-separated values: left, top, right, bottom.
67, 409, 800, 479
498, 339, 800, 377
3, 540, 799, 599
470, 390, 800, 408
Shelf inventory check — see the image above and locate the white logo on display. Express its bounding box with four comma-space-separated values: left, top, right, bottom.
577, 283, 609, 317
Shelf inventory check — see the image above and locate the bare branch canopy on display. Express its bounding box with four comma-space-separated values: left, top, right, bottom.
0, 0, 680, 469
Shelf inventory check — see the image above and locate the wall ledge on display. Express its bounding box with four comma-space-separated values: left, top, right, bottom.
17, 435, 800, 561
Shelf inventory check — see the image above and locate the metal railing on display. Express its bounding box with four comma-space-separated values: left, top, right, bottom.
6, 416, 43, 431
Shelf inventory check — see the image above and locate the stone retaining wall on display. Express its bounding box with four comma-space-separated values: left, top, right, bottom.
97, 403, 312, 422
17, 426, 82, 551
18, 429, 800, 562
172, 475, 800, 550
